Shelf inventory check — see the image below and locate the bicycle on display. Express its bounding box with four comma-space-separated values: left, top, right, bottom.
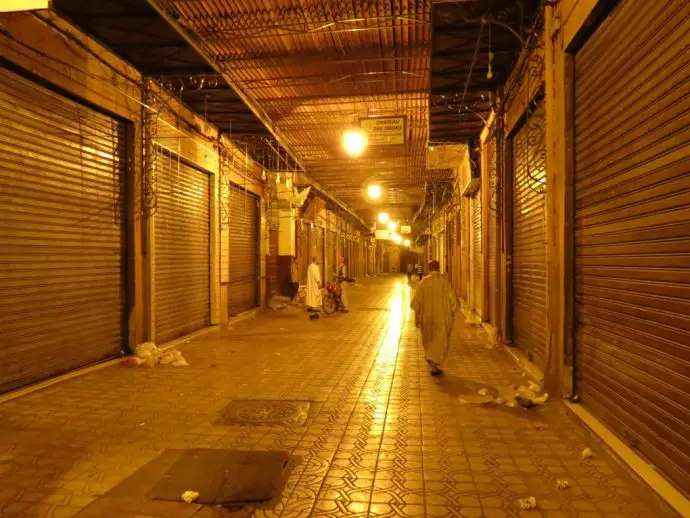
322, 280, 344, 315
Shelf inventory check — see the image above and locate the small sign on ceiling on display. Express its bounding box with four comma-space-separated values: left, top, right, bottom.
360, 116, 406, 146
375, 229, 390, 240
401, 225, 412, 234
0, 0, 50, 12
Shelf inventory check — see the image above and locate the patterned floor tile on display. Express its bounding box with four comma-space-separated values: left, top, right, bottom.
0, 278, 675, 518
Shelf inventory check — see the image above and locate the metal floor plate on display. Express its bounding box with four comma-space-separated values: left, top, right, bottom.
148, 449, 293, 505
215, 400, 312, 426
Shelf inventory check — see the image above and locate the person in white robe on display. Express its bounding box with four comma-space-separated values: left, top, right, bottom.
410, 260, 459, 375
307, 257, 322, 310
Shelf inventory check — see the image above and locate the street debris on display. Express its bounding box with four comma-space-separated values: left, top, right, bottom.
514, 383, 549, 408
556, 479, 571, 490
582, 447, 594, 459
275, 353, 281, 356
518, 497, 537, 510
494, 397, 505, 405
122, 342, 189, 368
477, 388, 489, 396
181, 490, 200, 504
527, 381, 542, 393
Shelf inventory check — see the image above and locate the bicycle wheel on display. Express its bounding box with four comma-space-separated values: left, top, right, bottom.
322, 293, 336, 315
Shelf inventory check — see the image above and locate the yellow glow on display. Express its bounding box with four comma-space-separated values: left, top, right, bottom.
391, 233, 402, 244
387, 221, 397, 232
378, 212, 390, 224
403, 239, 410, 247
342, 129, 367, 157
367, 184, 382, 200
0, 1, 49, 12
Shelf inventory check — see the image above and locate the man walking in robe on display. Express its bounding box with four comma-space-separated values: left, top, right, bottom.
307, 256, 322, 311
410, 260, 459, 375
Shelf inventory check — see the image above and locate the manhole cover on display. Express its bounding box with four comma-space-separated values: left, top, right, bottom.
148, 449, 293, 505
215, 400, 312, 426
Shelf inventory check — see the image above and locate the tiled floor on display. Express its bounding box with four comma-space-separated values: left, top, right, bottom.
0, 277, 675, 517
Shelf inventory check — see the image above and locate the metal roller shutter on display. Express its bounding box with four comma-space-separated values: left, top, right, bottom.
154, 150, 210, 344
574, 0, 690, 495
472, 192, 482, 316
326, 230, 336, 282
0, 67, 126, 392
487, 136, 499, 326
297, 220, 310, 284
227, 184, 259, 315
312, 225, 324, 286
512, 101, 547, 367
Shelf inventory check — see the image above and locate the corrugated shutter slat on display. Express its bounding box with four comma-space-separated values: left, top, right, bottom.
574, 0, 690, 496
154, 151, 210, 344
512, 101, 547, 368
0, 68, 125, 393
227, 184, 259, 315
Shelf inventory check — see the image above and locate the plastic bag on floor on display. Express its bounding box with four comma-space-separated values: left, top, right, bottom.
518, 497, 537, 510
181, 490, 199, 503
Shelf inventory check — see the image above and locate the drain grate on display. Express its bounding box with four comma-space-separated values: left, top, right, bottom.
215, 400, 313, 426
148, 449, 293, 505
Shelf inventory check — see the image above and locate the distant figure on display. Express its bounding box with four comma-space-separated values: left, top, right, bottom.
307, 257, 322, 311
336, 257, 349, 313
416, 263, 423, 281
406, 263, 413, 282
410, 260, 459, 375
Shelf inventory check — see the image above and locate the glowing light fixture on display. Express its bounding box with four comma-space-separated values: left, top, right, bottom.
367, 184, 382, 200
378, 212, 390, 224
1, 1, 49, 12
404, 239, 411, 247
342, 129, 367, 157
391, 233, 402, 244
387, 221, 397, 232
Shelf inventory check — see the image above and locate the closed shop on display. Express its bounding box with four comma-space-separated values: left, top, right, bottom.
297, 220, 310, 284
512, 101, 547, 367
574, 0, 690, 495
471, 191, 483, 316
227, 183, 259, 316
0, 67, 126, 392
326, 230, 337, 282
154, 150, 210, 344
486, 136, 499, 327
311, 225, 324, 286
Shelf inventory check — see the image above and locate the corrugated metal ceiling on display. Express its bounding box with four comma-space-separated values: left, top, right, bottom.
149, 0, 433, 211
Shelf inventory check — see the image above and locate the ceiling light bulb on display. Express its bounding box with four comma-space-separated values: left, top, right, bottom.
387, 221, 397, 232
342, 129, 367, 157
367, 184, 382, 200
404, 239, 411, 247
378, 212, 390, 224
391, 233, 402, 244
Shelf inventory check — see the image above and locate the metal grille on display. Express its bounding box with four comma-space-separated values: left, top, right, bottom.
512, 101, 547, 368
472, 192, 482, 316
0, 67, 126, 392
227, 184, 259, 315
574, 0, 690, 495
154, 150, 210, 344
